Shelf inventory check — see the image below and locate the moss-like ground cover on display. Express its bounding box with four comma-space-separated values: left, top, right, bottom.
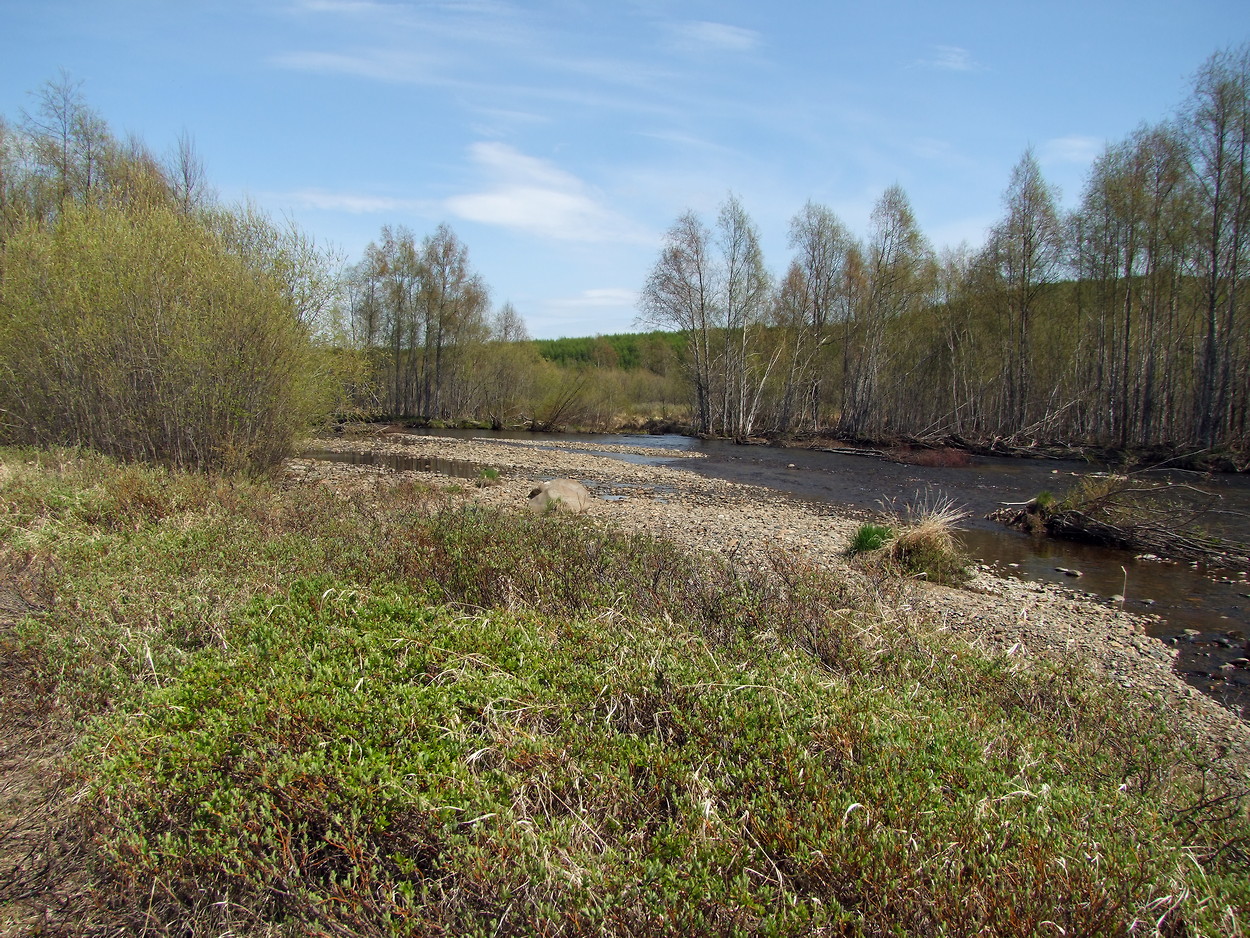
1, 448, 1247, 936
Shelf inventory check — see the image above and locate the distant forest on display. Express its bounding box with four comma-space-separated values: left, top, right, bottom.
2, 46, 1249, 470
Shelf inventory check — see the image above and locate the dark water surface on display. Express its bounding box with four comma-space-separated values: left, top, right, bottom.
345, 430, 1250, 712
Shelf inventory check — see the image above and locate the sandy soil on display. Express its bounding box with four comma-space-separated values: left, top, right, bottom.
291, 430, 1250, 764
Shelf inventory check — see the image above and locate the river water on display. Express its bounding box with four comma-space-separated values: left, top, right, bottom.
353, 430, 1250, 713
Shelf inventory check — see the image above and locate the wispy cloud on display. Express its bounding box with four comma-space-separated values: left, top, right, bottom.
291, 0, 390, 16
916, 45, 981, 72
636, 129, 736, 154
268, 48, 449, 83
446, 142, 652, 243
665, 20, 761, 54
275, 188, 435, 214
1040, 135, 1104, 164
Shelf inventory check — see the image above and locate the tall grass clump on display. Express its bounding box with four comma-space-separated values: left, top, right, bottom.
2, 450, 1249, 936
849, 494, 971, 586
887, 493, 970, 584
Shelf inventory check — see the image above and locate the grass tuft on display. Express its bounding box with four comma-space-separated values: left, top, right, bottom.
887, 493, 971, 585
850, 494, 971, 586
847, 521, 894, 555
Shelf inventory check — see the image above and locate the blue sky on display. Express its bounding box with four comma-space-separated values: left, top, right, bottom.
2, 1, 1246, 338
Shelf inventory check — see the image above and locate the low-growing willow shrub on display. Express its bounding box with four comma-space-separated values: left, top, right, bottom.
79, 579, 1239, 937
3, 452, 1246, 936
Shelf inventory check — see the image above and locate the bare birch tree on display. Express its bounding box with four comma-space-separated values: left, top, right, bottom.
639, 211, 718, 432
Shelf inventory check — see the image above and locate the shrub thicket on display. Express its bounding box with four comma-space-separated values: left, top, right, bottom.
0, 78, 338, 473
0, 200, 324, 473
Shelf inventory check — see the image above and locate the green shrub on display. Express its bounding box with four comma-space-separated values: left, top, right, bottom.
5, 453, 1248, 936
80, 580, 1235, 937
0, 201, 327, 473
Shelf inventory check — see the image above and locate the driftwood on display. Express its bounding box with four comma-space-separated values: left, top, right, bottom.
1055, 510, 1250, 565
815, 447, 888, 459
991, 479, 1250, 566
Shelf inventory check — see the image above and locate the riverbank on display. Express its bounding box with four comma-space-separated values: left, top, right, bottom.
297, 430, 1250, 761
5, 443, 1249, 934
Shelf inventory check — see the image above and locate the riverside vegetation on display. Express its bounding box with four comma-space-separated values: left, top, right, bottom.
2, 448, 1249, 936
2, 61, 1250, 936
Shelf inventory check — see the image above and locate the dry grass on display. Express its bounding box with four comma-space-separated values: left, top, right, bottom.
854, 493, 973, 586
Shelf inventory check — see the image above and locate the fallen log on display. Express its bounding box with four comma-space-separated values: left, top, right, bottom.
991, 479, 1250, 566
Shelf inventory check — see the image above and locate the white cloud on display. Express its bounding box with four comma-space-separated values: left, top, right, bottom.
446, 142, 652, 243
1040, 135, 1104, 165
292, 0, 390, 15
666, 21, 761, 54
916, 45, 981, 72
636, 129, 735, 155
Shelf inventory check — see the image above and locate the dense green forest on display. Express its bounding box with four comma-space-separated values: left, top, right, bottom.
3, 45, 1249, 463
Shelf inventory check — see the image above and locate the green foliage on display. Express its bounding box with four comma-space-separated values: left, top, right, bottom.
532, 331, 686, 373
3, 450, 1249, 936
82, 580, 1248, 936
847, 521, 893, 554
0, 199, 325, 472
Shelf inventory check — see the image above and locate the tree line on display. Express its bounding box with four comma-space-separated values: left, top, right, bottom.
640, 45, 1250, 452
4, 45, 1247, 469
340, 231, 683, 430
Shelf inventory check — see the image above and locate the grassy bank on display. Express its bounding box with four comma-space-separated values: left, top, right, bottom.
1, 448, 1247, 936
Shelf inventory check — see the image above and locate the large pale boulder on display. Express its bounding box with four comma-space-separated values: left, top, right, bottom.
527, 478, 592, 514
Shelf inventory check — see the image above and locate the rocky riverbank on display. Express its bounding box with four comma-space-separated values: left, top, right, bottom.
290, 431, 1250, 765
